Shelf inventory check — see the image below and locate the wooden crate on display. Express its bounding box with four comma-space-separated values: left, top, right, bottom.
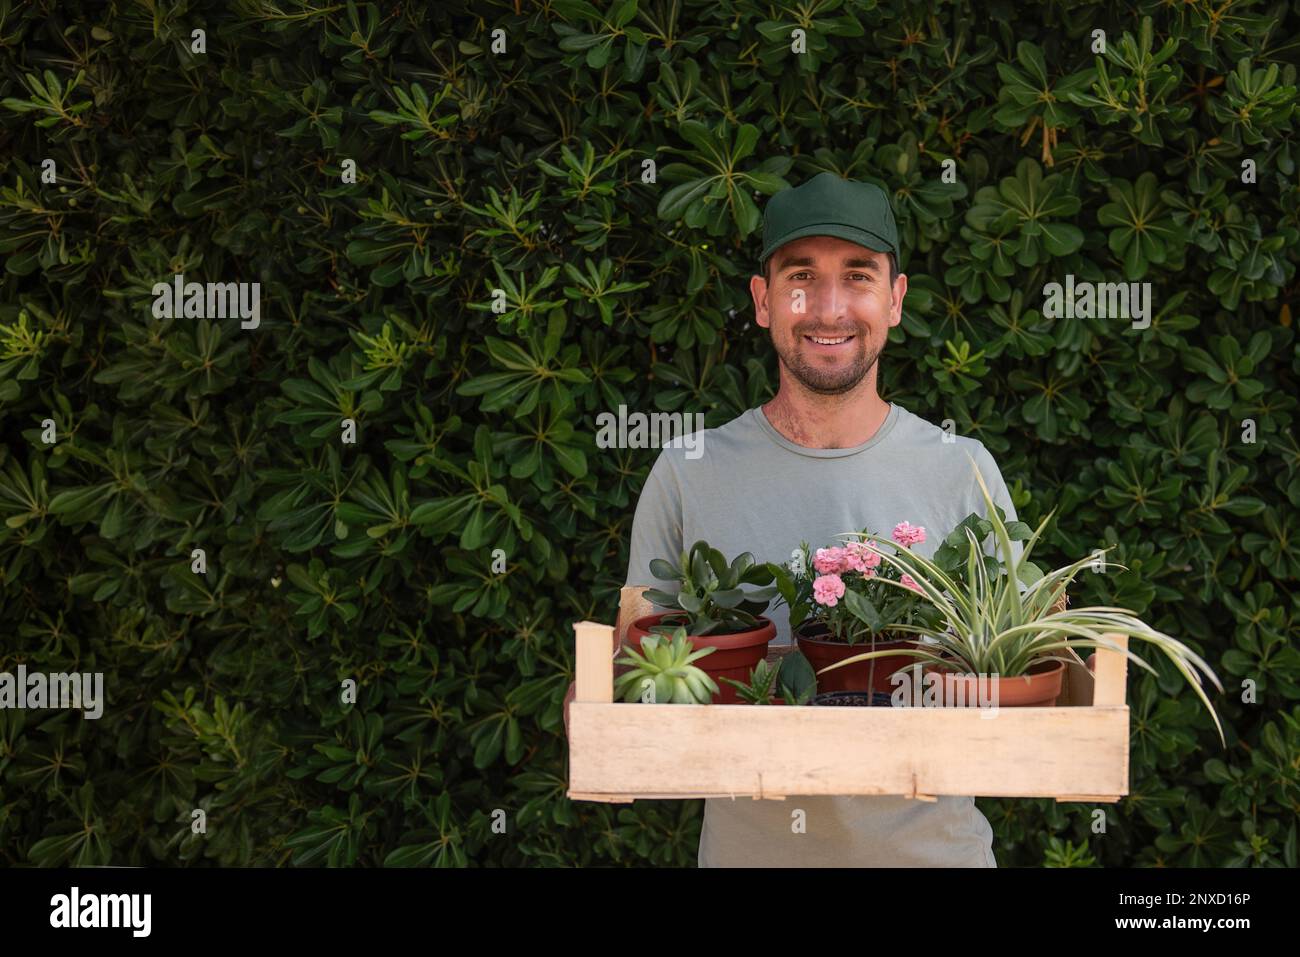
568, 589, 1130, 804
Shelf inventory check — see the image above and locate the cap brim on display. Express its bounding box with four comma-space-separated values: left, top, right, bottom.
759, 224, 895, 269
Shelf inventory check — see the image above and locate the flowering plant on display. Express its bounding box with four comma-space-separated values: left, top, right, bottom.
767, 521, 945, 645
817, 456, 1226, 743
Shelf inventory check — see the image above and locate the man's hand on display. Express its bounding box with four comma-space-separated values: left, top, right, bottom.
565, 648, 632, 740
563, 680, 577, 740
565, 590, 644, 741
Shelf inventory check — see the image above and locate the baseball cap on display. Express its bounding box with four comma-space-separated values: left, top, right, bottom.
758, 172, 899, 272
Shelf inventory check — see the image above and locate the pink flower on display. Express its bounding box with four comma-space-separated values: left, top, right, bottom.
843, 541, 882, 574
813, 574, 846, 606
813, 547, 849, 574
892, 521, 927, 547
900, 574, 924, 594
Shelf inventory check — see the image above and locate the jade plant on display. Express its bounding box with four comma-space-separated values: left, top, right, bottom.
644, 540, 779, 637
614, 627, 718, 703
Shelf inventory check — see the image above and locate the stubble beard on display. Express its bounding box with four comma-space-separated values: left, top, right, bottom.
770, 321, 883, 396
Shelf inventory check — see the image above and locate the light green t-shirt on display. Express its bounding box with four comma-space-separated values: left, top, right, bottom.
622, 401, 1022, 867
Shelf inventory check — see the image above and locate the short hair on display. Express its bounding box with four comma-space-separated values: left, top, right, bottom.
764, 251, 899, 287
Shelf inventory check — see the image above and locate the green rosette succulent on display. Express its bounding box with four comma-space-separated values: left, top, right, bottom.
614, 627, 719, 704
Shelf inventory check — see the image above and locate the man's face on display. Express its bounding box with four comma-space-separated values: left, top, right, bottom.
751, 235, 906, 396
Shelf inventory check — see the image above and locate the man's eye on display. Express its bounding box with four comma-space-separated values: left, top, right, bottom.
787, 271, 872, 281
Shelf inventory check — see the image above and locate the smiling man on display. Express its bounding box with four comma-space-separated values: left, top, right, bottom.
607, 171, 1025, 868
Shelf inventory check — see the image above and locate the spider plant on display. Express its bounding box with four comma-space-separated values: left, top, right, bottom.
818, 454, 1226, 744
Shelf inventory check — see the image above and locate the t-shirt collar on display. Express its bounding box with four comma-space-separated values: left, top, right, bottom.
752, 402, 899, 458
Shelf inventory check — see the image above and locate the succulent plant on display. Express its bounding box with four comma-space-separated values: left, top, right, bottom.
776, 649, 817, 705
720, 658, 783, 703
644, 540, 779, 636
614, 627, 719, 704
721, 650, 818, 705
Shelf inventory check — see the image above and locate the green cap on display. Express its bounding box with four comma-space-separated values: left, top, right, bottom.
758, 172, 899, 271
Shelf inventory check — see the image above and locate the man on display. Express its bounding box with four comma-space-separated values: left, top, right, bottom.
568, 171, 1022, 867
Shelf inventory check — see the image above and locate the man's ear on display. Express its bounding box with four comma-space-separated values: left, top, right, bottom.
888, 272, 907, 328
751, 273, 770, 329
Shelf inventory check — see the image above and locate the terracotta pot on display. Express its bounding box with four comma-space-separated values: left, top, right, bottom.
812, 691, 894, 707
626, 612, 776, 704
796, 622, 922, 694
921, 656, 1067, 708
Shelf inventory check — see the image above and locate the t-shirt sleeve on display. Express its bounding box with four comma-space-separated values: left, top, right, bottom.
623, 450, 685, 591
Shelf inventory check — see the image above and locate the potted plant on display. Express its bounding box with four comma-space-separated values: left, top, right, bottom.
812, 691, 895, 707
630, 540, 779, 703
613, 628, 718, 703
720, 649, 818, 705
818, 456, 1227, 744
765, 522, 943, 695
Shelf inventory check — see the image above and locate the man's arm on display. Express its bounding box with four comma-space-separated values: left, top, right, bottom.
622, 450, 687, 594
970, 443, 1025, 568
566, 451, 683, 738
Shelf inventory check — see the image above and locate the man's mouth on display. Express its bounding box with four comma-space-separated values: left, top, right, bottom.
804, 334, 855, 347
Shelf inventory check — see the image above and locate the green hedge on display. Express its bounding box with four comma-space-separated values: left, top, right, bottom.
1, 0, 1297, 867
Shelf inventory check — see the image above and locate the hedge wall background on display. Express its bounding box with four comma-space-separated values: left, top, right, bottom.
1, 0, 1298, 867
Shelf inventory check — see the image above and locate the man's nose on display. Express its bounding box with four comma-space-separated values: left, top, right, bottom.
810, 276, 846, 320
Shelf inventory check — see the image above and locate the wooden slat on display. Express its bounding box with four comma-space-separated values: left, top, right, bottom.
1053, 794, 1123, 803
573, 621, 614, 704
568, 793, 637, 803
617, 585, 653, 648
1057, 646, 1093, 707
765, 642, 795, 667
568, 701, 1129, 800
568, 792, 781, 803
1092, 633, 1129, 707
